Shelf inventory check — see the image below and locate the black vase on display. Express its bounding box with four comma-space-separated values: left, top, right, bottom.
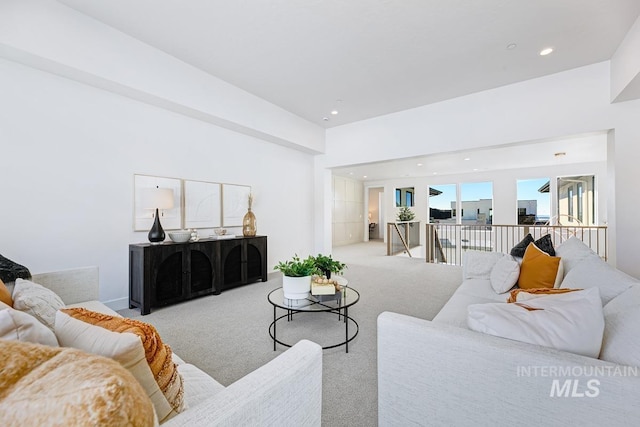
148, 208, 165, 243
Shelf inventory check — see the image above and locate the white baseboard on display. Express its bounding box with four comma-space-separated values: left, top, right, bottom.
103, 297, 129, 312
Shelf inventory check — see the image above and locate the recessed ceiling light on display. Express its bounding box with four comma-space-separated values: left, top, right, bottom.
473, 168, 479, 171
417, 163, 423, 167
331, 110, 339, 115
464, 157, 471, 161
322, 117, 329, 121
363, 175, 367, 178
554, 152, 566, 157
506, 43, 517, 50
349, 172, 354, 175
539, 47, 554, 56
433, 172, 438, 175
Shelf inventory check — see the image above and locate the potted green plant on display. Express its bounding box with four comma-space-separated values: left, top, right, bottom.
313, 254, 346, 279
274, 254, 319, 299
397, 206, 416, 222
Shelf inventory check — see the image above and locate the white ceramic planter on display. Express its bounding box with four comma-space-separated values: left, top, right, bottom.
282, 275, 312, 300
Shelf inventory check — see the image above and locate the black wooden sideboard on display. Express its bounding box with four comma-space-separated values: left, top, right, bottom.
129, 236, 267, 315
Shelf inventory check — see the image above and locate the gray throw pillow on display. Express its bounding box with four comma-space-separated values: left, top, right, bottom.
534, 234, 556, 256
0, 254, 31, 283
510, 233, 555, 257
510, 234, 534, 258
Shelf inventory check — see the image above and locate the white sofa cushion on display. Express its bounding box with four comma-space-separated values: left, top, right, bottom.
467, 287, 604, 358
600, 285, 640, 366
490, 255, 520, 294
555, 236, 597, 278
0, 301, 59, 347
462, 251, 505, 279
178, 363, 225, 408
433, 278, 505, 328
560, 253, 638, 305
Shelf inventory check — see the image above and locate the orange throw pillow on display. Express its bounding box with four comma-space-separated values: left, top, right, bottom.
0, 279, 12, 306
518, 243, 561, 289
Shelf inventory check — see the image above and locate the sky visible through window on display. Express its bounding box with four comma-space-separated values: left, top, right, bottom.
429, 184, 456, 210
429, 182, 494, 210
461, 182, 492, 202
517, 178, 550, 219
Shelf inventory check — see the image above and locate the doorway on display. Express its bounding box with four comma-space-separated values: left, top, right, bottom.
368, 187, 384, 241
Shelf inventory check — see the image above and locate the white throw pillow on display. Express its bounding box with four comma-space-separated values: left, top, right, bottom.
0, 301, 59, 346
489, 256, 520, 294
463, 251, 505, 279
555, 236, 596, 278
467, 287, 604, 358
12, 279, 65, 330
560, 253, 638, 305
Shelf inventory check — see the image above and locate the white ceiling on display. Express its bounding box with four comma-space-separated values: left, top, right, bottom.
58, 0, 640, 129
55, 1, 630, 182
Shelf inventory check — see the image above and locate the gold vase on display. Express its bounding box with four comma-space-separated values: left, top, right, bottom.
243, 208, 257, 236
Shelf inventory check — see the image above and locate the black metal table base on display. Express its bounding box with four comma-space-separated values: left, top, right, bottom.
269, 307, 359, 353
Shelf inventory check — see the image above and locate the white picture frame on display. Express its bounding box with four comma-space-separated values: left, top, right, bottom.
134, 174, 182, 231
222, 184, 251, 227
184, 180, 222, 229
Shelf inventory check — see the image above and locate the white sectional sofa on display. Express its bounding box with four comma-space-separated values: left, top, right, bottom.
5, 267, 323, 426
378, 237, 640, 426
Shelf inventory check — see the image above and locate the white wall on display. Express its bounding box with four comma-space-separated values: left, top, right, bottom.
0, 58, 316, 308
611, 15, 640, 102
332, 176, 364, 246
320, 62, 640, 278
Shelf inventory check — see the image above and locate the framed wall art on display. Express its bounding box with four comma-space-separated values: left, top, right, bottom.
183, 180, 222, 229
222, 184, 251, 227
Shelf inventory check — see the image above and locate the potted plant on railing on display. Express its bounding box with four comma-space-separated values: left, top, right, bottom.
313, 254, 347, 279
274, 254, 319, 300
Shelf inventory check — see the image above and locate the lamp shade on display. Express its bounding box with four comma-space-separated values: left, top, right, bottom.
141, 187, 174, 210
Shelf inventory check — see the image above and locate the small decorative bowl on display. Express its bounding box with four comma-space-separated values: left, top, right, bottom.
168, 230, 191, 243
214, 228, 227, 236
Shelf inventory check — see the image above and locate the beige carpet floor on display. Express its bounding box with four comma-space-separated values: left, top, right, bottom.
118, 241, 463, 426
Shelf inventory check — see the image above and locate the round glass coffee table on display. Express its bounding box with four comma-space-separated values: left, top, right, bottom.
267, 285, 359, 353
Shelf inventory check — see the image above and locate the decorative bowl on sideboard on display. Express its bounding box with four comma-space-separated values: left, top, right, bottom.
168, 230, 191, 243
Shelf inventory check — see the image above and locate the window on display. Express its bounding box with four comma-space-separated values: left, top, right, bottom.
461, 182, 493, 224
516, 178, 550, 225
428, 184, 456, 223
557, 175, 595, 225
577, 183, 584, 223
395, 187, 414, 207
567, 186, 574, 218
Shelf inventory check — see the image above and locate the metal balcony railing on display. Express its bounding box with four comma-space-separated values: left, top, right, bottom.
387, 221, 421, 257
425, 223, 607, 265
